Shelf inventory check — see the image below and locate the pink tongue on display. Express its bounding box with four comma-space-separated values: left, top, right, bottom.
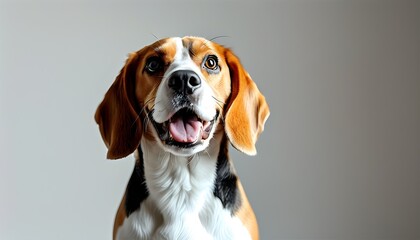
169, 115, 203, 143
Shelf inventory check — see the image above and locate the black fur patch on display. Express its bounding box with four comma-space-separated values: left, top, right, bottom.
213, 136, 242, 215
125, 146, 149, 217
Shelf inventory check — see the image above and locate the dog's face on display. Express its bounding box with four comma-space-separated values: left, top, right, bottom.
139, 37, 231, 156
95, 36, 269, 159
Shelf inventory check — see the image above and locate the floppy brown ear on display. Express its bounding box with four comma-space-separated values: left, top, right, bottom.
224, 49, 270, 156
95, 53, 142, 159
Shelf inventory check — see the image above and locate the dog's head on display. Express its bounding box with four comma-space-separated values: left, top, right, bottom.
95, 37, 269, 159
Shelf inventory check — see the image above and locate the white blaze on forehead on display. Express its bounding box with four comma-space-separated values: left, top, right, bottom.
167, 37, 200, 73
175, 37, 189, 61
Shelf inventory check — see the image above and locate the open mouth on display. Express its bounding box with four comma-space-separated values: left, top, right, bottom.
149, 108, 218, 148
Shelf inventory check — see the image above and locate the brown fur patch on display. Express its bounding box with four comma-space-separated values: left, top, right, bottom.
236, 181, 259, 240
113, 193, 127, 240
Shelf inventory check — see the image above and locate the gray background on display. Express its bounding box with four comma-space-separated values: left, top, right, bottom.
1, 0, 420, 239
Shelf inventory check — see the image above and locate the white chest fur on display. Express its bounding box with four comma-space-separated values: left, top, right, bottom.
116, 136, 251, 240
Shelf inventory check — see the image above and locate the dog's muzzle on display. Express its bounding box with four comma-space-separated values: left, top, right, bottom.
148, 70, 219, 148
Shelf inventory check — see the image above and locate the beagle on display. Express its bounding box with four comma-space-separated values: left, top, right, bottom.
95, 36, 269, 240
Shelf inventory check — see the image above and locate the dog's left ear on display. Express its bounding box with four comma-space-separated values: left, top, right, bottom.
95, 52, 142, 160
224, 49, 270, 156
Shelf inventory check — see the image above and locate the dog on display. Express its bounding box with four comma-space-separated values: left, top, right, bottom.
95, 36, 269, 240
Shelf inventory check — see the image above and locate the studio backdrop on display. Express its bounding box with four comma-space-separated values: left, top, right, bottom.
1, 0, 419, 239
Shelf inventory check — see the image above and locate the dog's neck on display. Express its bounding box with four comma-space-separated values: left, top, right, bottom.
139, 134, 222, 222
125, 134, 243, 239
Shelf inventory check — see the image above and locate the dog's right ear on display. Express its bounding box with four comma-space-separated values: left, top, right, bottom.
95, 53, 142, 159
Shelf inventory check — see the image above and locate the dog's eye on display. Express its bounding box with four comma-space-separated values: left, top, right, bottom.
204, 55, 219, 71
145, 57, 163, 73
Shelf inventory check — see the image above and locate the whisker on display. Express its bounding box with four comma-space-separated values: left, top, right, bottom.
210, 96, 226, 124
151, 33, 159, 40
219, 113, 226, 124
203, 149, 211, 159
200, 38, 211, 50
141, 98, 156, 115
143, 114, 150, 133
212, 96, 225, 105
152, 34, 168, 49
131, 97, 156, 128
208, 35, 230, 43
201, 35, 231, 49
187, 154, 196, 167
212, 96, 225, 112
142, 100, 160, 133
132, 81, 163, 128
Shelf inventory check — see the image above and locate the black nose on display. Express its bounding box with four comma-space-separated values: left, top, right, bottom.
168, 70, 201, 95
